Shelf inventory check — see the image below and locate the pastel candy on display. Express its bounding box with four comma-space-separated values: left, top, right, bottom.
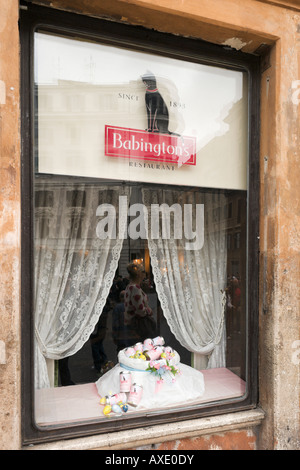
103, 405, 111, 415
112, 404, 122, 414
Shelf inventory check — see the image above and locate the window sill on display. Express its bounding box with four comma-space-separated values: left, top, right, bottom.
28, 367, 263, 450
25, 407, 265, 450
35, 368, 246, 426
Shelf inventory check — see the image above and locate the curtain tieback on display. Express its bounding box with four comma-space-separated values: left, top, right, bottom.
35, 326, 48, 356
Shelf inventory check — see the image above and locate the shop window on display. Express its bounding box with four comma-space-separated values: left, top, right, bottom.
21, 5, 259, 444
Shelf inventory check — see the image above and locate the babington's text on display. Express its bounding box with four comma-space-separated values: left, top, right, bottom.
105, 125, 196, 166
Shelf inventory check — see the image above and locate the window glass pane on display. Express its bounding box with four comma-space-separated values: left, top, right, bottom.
33, 31, 249, 427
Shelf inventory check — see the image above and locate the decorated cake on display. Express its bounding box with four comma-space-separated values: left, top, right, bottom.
95, 336, 205, 416
117, 336, 180, 372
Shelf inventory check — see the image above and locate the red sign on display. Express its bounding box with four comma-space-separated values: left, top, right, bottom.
105, 125, 196, 166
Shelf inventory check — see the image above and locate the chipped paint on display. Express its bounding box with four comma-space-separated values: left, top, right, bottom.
222, 37, 249, 50
291, 80, 300, 104
0, 340, 6, 364
0, 80, 6, 104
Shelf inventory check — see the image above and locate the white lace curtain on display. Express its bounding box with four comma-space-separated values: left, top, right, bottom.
142, 188, 228, 369
34, 182, 227, 389
34, 180, 129, 389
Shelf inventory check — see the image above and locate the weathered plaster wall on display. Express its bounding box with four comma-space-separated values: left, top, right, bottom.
147, 429, 258, 450
0, 0, 299, 450
258, 12, 300, 450
258, 0, 300, 11
0, 0, 21, 451
29, 0, 280, 54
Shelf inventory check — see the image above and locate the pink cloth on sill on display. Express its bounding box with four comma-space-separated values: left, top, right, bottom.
35, 368, 246, 426
35, 382, 101, 425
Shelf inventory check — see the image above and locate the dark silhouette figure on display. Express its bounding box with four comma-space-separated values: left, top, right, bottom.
141, 71, 180, 136
58, 357, 75, 386
90, 301, 110, 374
